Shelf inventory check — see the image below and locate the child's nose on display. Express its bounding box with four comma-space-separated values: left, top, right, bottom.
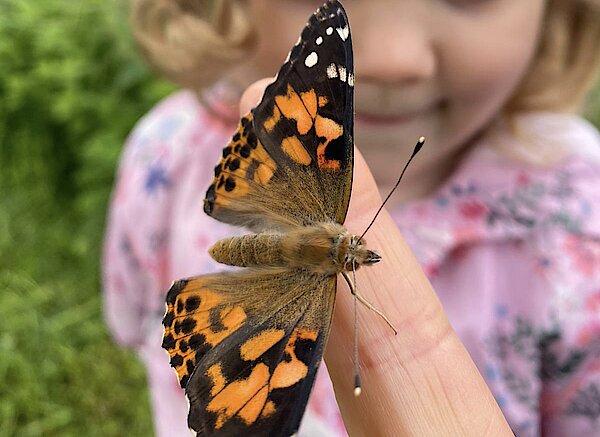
351, 3, 437, 85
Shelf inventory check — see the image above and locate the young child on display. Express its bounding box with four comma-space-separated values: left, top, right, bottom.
103, 0, 600, 435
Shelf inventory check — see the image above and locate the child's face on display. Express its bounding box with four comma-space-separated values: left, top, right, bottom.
249, 0, 547, 196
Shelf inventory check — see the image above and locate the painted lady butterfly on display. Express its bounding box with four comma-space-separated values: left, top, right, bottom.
162, 1, 377, 435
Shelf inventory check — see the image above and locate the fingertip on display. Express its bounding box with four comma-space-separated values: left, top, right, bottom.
239, 77, 274, 116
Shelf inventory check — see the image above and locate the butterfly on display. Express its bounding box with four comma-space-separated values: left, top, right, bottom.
161, 1, 379, 435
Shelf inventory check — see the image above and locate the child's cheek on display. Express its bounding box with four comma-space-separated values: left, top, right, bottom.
439, 3, 545, 140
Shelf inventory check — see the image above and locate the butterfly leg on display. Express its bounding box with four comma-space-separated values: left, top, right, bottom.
341, 271, 398, 335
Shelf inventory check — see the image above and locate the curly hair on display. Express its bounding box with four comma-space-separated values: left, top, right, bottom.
130, 0, 256, 89
508, 0, 600, 112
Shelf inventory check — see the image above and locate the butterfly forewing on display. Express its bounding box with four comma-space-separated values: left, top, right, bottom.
204, 0, 354, 228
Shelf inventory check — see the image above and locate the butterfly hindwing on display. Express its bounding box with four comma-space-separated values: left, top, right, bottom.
204, 0, 354, 229
162, 269, 337, 436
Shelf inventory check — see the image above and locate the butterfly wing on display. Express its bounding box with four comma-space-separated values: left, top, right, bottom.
204, 0, 354, 230
162, 269, 336, 437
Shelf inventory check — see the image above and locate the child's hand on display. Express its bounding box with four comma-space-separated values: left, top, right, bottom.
240, 80, 513, 436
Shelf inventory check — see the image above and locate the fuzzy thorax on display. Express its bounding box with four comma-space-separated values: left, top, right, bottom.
209, 222, 381, 274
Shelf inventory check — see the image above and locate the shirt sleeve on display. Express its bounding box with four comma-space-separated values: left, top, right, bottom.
102, 135, 171, 348
102, 93, 198, 348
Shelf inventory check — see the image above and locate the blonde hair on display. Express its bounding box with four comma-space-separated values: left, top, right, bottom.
130, 0, 256, 89
508, 0, 600, 113
130, 0, 600, 112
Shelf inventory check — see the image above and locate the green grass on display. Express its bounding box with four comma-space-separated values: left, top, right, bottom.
0, 0, 174, 435
0, 182, 154, 437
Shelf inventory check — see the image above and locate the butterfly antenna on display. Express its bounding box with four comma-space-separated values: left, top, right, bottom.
352, 262, 362, 397
358, 137, 425, 243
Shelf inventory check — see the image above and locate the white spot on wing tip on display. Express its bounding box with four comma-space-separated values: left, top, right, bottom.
316, 36, 323, 45
327, 63, 338, 79
337, 25, 349, 41
305, 51, 318, 68
326, 26, 334, 36
348, 73, 355, 87
188, 429, 197, 437
339, 66, 347, 82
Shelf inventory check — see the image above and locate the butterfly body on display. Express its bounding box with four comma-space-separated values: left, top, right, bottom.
162, 2, 359, 435
209, 224, 381, 274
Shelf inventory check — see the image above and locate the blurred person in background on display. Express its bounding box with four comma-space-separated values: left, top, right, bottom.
103, 0, 600, 435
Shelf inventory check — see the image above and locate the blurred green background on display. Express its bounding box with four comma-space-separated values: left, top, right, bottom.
1, 1, 600, 436
0, 1, 174, 435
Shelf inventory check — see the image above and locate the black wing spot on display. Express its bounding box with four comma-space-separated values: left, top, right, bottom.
240, 145, 251, 158
162, 333, 176, 349
188, 334, 204, 349
246, 131, 258, 149
162, 311, 175, 328
228, 158, 240, 172
180, 374, 189, 388
174, 320, 182, 335
324, 135, 347, 163
224, 177, 236, 192
186, 359, 195, 376
166, 280, 189, 305
170, 354, 184, 367
180, 339, 189, 353
181, 318, 197, 335
222, 146, 233, 158
295, 336, 318, 366
185, 296, 201, 312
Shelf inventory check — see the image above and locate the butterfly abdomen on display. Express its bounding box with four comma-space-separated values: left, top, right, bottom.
209, 223, 365, 275
209, 233, 287, 267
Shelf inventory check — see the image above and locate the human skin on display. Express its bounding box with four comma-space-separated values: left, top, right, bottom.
240, 79, 513, 436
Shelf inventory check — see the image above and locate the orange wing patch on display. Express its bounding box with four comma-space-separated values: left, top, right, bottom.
207, 363, 271, 429
162, 279, 248, 387
205, 327, 318, 429
281, 136, 312, 165
274, 85, 318, 135
240, 329, 286, 361
271, 328, 318, 389
263, 84, 345, 171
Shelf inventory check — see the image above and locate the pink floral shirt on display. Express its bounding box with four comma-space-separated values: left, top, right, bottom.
103, 89, 600, 437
